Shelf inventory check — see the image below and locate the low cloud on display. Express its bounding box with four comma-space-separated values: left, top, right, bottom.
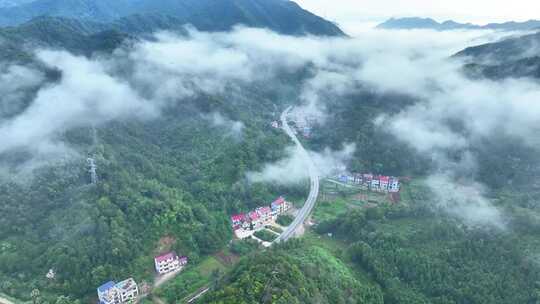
0, 50, 156, 158
0, 25, 537, 206
203, 112, 244, 140
247, 143, 355, 185
0, 65, 44, 118
426, 174, 506, 229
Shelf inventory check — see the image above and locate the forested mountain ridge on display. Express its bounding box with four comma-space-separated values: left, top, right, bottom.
454, 31, 540, 79
0, 0, 344, 36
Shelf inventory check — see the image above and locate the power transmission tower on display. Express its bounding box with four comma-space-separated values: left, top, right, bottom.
87, 126, 99, 185
87, 157, 98, 185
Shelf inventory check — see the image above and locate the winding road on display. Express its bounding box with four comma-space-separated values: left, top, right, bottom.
185, 106, 319, 303
274, 106, 320, 243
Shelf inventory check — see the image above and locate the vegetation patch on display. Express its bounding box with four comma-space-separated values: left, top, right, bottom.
276, 214, 294, 226
230, 239, 261, 256
201, 240, 383, 304
253, 229, 278, 242
155, 256, 227, 303
266, 225, 283, 234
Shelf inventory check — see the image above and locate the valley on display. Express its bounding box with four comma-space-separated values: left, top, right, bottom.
0, 1, 539, 304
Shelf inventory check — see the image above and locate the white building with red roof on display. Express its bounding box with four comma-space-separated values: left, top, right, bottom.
249, 210, 263, 229
154, 252, 188, 275
256, 206, 274, 223
389, 177, 400, 193
379, 176, 390, 191
271, 196, 290, 215
231, 213, 248, 230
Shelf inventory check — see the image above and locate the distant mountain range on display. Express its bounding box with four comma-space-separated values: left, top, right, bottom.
0, 0, 344, 36
377, 17, 540, 31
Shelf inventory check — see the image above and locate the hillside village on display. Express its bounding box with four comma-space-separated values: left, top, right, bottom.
231, 196, 292, 240
94, 197, 292, 304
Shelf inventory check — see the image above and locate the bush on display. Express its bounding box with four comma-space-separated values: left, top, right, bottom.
230, 239, 260, 255
277, 214, 294, 226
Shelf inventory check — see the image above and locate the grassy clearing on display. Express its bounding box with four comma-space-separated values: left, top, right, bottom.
154, 256, 227, 303
312, 198, 349, 222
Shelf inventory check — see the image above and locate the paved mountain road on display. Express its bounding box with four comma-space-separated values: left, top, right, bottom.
274, 106, 320, 243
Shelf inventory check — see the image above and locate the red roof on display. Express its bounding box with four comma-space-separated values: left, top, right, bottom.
272, 196, 285, 205
249, 211, 260, 221
155, 252, 178, 263
379, 176, 390, 182
257, 206, 272, 215
231, 213, 246, 222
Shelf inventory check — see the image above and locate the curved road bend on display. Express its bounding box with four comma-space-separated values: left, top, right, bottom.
274, 106, 320, 243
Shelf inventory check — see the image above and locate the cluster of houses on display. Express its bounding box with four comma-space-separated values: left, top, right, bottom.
231, 196, 291, 233
97, 252, 188, 303
336, 173, 401, 193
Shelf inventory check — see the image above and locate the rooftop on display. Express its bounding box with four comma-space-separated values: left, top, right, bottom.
272, 196, 285, 205
116, 278, 137, 291
231, 213, 246, 221
155, 252, 178, 263
98, 281, 116, 293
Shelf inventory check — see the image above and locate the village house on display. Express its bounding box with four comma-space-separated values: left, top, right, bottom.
370, 178, 380, 191
231, 213, 248, 231
154, 252, 188, 275
249, 210, 263, 230
389, 177, 400, 193
97, 278, 139, 304
256, 206, 274, 223
379, 176, 390, 192
363, 174, 374, 185
271, 196, 290, 215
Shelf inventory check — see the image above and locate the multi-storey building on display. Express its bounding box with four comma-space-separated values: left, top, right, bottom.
389, 177, 400, 193
154, 252, 188, 275
271, 196, 290, 215
97, 278, 139, 304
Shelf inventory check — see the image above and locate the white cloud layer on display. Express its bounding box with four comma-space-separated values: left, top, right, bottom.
247, 144, 355, 185
0, 26, 538, 229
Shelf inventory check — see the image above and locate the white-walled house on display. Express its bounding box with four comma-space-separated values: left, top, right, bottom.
116, 278, 139, 303
370, 179, 380, 190
389, 178, 400, 192
97, 278, 139, 304
154, 252, 188, 275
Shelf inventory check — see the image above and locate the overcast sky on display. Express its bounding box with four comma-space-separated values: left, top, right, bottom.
294, 0, 540, 34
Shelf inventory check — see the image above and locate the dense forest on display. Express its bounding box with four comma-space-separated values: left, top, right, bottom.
0, 83, 299, 300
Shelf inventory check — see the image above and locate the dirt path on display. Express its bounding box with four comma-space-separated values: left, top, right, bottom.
186, 287, 210, 303
153, 267, 184, 289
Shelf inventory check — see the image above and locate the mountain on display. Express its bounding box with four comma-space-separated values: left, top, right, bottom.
454, 31, 540, 79
0, 16, 132, 62
377, 17, 540, 31
0, 0, 344, 36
